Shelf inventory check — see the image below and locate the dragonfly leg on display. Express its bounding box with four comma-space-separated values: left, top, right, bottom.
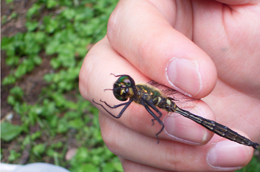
141, 98, 164, 143
92, 99, 133, 119
151, 119, 156, 125
100, 99, 130, 109
144, 99, 164, 126
144, 99, 164, 119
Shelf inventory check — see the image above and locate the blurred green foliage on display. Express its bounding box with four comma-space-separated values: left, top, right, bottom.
1, 0, 122, 171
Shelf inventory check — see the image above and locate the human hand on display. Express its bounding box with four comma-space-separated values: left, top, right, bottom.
79, 0, 260, 171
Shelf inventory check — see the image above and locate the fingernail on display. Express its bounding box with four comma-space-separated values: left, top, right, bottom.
207, 140, 251, 169
164, 107, 209, 144
166, 58, 202, 97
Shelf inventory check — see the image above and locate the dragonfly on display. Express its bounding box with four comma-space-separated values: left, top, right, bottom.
93, 73, 259, 149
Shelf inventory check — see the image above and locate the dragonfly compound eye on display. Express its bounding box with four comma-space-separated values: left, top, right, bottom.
118, 75, 135, 87
113, 85, 128, 101
113, 75, 136, 101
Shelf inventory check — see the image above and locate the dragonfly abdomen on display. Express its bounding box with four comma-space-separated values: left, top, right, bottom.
175, 107, 259, 149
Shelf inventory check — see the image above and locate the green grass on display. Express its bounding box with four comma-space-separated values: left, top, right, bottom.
1, 0, 259, 171
1, 0, 122, 171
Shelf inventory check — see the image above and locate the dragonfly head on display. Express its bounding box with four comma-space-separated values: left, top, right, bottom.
113, 75, 136, 101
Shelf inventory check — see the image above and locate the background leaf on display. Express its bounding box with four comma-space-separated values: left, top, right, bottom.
1, 122, 23, 142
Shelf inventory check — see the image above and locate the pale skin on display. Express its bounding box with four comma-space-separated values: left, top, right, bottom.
79, 0, 260, 171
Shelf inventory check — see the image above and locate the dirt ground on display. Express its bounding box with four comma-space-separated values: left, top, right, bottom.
1, 0, 55, 163
1, 0, 52, 121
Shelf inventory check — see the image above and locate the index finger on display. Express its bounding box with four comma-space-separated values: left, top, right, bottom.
107, 0, 217, 98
